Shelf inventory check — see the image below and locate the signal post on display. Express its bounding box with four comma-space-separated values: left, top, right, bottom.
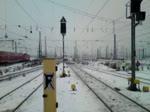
60, 17, 67, 77
126, 0, 146, 91
43, 58, 57, 112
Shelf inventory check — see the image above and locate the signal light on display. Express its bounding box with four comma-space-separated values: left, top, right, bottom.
131, 0, 142, 13
136, 12, 146, 21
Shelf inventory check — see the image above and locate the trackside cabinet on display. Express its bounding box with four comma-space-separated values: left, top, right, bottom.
43, 58, 57, 112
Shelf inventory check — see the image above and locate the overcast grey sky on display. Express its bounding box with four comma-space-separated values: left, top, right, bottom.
0, 0, 150, 58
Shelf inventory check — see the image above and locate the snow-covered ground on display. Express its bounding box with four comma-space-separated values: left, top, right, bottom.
14, 63, 111, 112
81, 65, 150, 109
56, 64, 110, 112
0, 63, 42, 77
0, 61, 150, 112
79, 61, 150, 109
0, 70, 42, 97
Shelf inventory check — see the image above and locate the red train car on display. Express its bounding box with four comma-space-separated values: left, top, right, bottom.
0, 51, 30, 65
23, 53, 30, 61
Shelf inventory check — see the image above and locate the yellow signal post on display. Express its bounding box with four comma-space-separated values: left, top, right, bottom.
43, 58, 57, 112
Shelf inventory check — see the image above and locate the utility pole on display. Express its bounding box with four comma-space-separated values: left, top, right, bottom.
126, 48, 128, 59
54, 47, 57, 58
122, 45, 125, 59
142, 48, 144, 59
91, 41, 94, 60
106, 45, 108, 59
73, 42, 75, 59
97, 48, 99, 59
113, 20, 117, 60
145, 48, 146, 58
74, 44, 76, 60
15, 41, 17, 53
39, 31, 42, 60
74, 41, 78, 60
139, 49, 140, 59
99, 47, 101, 59
76, 41, 78, 60
45, 36, 47, 57
25, 47, 27, 53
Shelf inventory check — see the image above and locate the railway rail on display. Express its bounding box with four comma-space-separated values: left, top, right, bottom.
0, 72, 43, 112
12, 83, 43, 112
83, 65, 150, 85
138, 71, 150, 75
0, 66, 42, 81
70, 64, 150, 112
0, 72, 42, 100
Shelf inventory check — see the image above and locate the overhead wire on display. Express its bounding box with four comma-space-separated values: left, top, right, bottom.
3, 0, 148, 46
101, 5, 149, 40
15, 0, 38, 25
100, 11, 150, 40
48, 0, 110, 21
15, 0, 47, 36
120, 19, 150, 38
80, 0, 110, 37
31, 0, 42, 15
48, 0, 127, 24
31, 0, 50, 35
0, 27, 27, 38
47, 0, 131, 40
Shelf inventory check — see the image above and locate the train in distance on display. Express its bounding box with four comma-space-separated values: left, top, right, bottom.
0, 51, 30, 65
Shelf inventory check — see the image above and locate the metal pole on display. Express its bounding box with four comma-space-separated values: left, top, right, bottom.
97, 48, 98, 59
15, 41, 17, 53
63, 35, 64, 74
39, 31, 42, 59
130, 13, 137, 90
25, 47, 27, 53
106, 45, 108, 59
139, 49, 140, 59
45, 36, 47, 57
145, 48, 146, 58
99, 47, 101, 58
12, 40, 15, 50
114, 35, 117, 59
113, 20, 117, 60
143, 48, 144, 59
92, 42, 93, 60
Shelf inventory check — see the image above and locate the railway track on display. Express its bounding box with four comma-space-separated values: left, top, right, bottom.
0, 72, 42, 100
12, 83, 43, 112
138, 71, 150, 75
0, 66, 42, 81
83, 65, 150, 85
70, 64, 150, 112
0, 72, 43, 112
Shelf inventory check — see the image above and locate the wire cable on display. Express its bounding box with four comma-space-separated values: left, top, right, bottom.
80, 0, 110, 35
48, 0, 128, 23
15, 0, 47, 36
15, 0, 38, 25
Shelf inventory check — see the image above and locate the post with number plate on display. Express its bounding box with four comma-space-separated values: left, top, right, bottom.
43, 58, 57, 112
